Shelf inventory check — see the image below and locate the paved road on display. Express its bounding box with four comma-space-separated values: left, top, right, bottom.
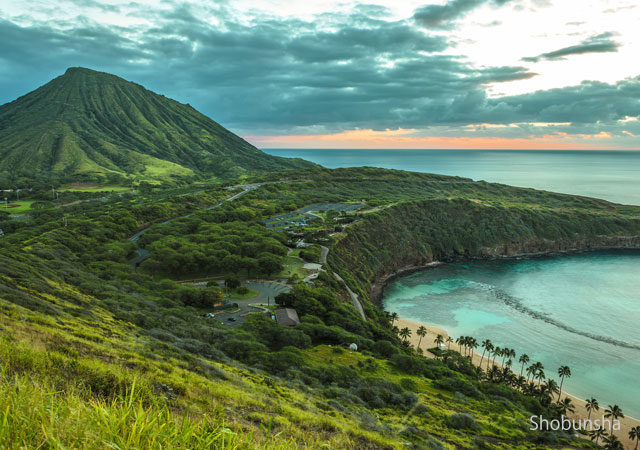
201, 280, 291, 327
319, 245, 329, 264
334, 272, 367, 321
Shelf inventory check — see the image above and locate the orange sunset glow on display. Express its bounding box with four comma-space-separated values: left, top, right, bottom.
245, 128, 637, 150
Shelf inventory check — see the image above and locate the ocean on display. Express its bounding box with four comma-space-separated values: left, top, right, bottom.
382, 252, 640, 418
263, 149, 640, 206
262, 148, 640, 417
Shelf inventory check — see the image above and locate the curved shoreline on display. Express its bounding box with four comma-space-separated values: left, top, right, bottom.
396, 317, 640, 449
370, 245, 640, 305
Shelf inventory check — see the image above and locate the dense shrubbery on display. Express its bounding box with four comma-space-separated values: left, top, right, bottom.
139, 219, 287, 277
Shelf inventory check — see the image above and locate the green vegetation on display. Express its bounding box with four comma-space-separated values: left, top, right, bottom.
0, 67, 316, 185
2, 200, 34, 215
228, 287, 259, 299
1, 166, 637, 448
58, 184, 132, 192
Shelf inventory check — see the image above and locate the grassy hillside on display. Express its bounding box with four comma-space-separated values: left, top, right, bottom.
0, 68, 315, 184
2, 167, 636, 448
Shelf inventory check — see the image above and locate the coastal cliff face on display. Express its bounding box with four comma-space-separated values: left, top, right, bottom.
328, 198, 640, 305
477, 235, 640, 257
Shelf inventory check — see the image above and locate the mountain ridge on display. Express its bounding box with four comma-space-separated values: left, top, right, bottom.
0, 67, 316, 183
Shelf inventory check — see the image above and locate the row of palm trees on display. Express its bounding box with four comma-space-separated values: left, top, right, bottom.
588, 424, 640, 449
388, 317, 635, 449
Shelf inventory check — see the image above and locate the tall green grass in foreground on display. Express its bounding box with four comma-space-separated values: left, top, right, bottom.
0, 371, 251, 449
0, 336, 307, 449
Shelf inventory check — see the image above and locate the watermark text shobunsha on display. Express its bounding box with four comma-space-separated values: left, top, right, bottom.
529, 415, 620, 432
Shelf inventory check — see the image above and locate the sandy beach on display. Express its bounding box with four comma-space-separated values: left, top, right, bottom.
397, 318, 640, 449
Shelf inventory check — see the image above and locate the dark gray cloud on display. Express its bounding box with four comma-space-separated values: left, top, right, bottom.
523, 32, 620, 62
0, 3, 637, 139
414, 0, 514, 29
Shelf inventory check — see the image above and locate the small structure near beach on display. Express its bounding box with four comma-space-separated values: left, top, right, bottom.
275, 308, 300, 326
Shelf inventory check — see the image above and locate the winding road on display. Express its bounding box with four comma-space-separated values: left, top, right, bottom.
127, 183, 266, 266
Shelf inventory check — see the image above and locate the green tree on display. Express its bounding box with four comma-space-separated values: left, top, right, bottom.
589, 427, 607, 445
257, 254, 282, 276
433, 333, 444, 349
416, 326, 427, 349
399, 327, 411, 343
603, 434, 623, 450
557, 365, 571, 402
585, 397, 599, 421
629, 425, 640, 450
480, 339, 493, 369
518, 354, 529, 377
604, 404, 624, 421
224, 277, 241, 289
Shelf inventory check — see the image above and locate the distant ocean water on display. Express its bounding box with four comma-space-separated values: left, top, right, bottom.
262, 149, 640, 205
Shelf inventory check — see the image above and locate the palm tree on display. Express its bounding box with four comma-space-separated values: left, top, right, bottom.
557, 365, 571, 402
392, 325, 399, 335
399, 327, 411, 343
460, 336, 468, 356
501, 347, 510, 366
446, 336, 453, 350
604, 404, 624, 421
416, 326, 427, 348
629, 425, 640, 450
467, 337, 478, 360
545, 379, 559, 401
488, 365, 500, 382
390, 312, 398, 326
603, 434, 623, 450
585, 397, 599, 421
492, 346, 501, 367
480, 339, 493, 368
589, 426, 607, 445
455, 336, 463, 354
518, 353, 530, 377
558, 397, 575, 415
526, 364, 536, 383
508, 348, 516, 364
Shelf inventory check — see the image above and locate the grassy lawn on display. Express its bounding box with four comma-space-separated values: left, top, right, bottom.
276, 256, 307, 278
3, 200, 34, 215
226, 288, 259, 299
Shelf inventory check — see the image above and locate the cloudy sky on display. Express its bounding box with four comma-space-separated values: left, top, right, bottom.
1, 0, 640, 149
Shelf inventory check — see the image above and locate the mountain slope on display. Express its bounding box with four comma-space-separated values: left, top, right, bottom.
0, 67, 315, 182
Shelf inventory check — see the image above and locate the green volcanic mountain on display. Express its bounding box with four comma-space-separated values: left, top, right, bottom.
0, 67, 315, 183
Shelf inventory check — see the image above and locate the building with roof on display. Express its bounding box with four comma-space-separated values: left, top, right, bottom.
274, 308, 300, 327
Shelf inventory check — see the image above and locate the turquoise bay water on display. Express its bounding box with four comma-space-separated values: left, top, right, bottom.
263, 149, 640, 205
383, 251, 640, 417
